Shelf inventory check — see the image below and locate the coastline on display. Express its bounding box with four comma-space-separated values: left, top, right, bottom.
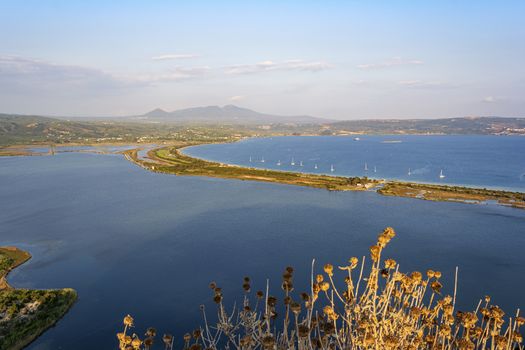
3, 137, 524, 209
124, 145, 380, 191
125, 141, 525, 210
0, 247, 77, 350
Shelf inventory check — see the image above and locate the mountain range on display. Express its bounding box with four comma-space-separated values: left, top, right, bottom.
131, 105, 329, 124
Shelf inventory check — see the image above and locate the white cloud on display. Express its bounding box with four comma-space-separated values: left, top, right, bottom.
482, 96, 506, 103
229, 95, 245, 101
134, 66, 210, 83
0, 55, 134, 93
398, 80, 444, 88
357, 57, 423, 70
151, 54, 200, 61
0, 55, 210, 94
224, 59, 332, 75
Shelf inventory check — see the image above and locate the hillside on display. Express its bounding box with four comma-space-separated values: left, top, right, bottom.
0, 114, 262, 146
2, 113, 525, 147
327, 117, 525, 135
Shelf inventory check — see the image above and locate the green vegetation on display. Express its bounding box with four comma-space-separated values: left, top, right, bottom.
0, 114, 292, 147
0, 247, 77, 350
0, 247, 31, 290
0, 289, 77, 350
3, 113, 525, 149
379, 182, 525, 209
125, 145, 379, 191
123, 144, 525, 210
119, 228, 525, 350
328, 116, 525, 135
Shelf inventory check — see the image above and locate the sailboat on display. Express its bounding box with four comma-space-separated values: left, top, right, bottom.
330, 164, 335, 172
261, 157, 265, 163
439, 169, 445, 179
300, 161, 303, 167
249, 156, 252, 163
364, 163, 368, 171
314, 164, 318, 169
291, 157, 295, 166
373, 166, 377, 173
277, 160, 281, 166
408, 168, 411, 176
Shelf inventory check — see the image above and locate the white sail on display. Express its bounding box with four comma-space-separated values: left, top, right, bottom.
291, 157, 295, 166
439, 169, 445, 178
330, 164, 335, 172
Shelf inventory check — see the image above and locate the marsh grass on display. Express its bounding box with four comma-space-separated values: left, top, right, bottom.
117, 228, 523, 350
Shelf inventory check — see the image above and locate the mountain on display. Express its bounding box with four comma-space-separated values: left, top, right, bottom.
135, 105, 329, 124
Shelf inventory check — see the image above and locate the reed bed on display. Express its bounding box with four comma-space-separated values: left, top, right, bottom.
117, 227, 523, 350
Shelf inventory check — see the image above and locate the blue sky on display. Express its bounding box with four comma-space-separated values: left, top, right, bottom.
0, 0, 524, 119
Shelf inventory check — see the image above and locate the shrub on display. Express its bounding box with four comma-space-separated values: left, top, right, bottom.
117, 228, 524, 350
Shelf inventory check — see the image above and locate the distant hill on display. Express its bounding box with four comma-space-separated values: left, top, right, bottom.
2, 113, 525, 146
327, 117, 525, 135
0, 114, 170, 145
132, 105, 329, 124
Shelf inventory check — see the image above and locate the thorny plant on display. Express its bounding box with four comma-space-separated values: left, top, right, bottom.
118, 227, 524, 350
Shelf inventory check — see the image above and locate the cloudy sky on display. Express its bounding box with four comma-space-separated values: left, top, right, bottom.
0, 0, 524, 119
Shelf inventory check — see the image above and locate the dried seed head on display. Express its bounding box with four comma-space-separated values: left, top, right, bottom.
145, 327, 156, 337
162, 334, 173, 345
298, 324, 310, 338
193, 329, 201, 339
349, 257, 359, 269
324, 263, 334, 276
370, 245, 381, 262
385, 259, 396, 269
123, 315, 134, 327
290, 301, 301, 314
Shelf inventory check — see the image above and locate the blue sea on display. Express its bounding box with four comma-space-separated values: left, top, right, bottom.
0, 136, 524, 349
184, 135, 525, 191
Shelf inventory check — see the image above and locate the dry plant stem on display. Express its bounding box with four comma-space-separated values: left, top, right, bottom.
116, 227, 524, 350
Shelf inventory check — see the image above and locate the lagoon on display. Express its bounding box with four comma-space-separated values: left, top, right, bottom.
0, 147, 524, 349
184, 135, 525, 191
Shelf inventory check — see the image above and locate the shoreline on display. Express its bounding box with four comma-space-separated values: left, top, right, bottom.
124, 145, 381, 191
2, 138, 524, 209
0, 246, 77, 350
126, 142, 525, 210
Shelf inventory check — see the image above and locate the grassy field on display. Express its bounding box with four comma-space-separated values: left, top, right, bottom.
0, 247, 77, 350
379, 182, 525, 209
124, 145, 380, 191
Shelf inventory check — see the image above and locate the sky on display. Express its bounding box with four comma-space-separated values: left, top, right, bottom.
0, 0, 524, 119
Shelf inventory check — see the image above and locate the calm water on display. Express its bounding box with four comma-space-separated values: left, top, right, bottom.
1, 148, 524, 349
184, 135, 525, 191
